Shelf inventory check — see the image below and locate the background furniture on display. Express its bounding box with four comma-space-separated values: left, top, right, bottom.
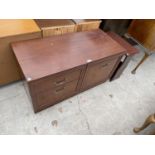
0, 20, 41, 85
127, 19, 155, 74
34, 19, 76, 37
12, 29, 126, 112
101, 19, 132, 36
72, 19, 101, 32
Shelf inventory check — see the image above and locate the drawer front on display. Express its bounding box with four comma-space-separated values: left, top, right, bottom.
82, 57, 119, 89
31, 69, 81, 94
35, 80, 78, 107
60, 25, 75, 34
43, 27, 62, 37
77, 22, 101, 32
43, 25, 75, 37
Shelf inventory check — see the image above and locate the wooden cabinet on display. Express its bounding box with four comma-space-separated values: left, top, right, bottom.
72, 19, 101, 32
82, 57, 120, 90
12, 29, 127, 112
30, 69, 81, 94
35, 80, 79, 108
0, 20, 41, 85
34, 19, 76, 37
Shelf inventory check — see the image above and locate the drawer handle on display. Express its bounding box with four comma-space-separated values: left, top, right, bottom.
55, 78, 66, 85
55, 87, 65, 93
101, 63, 108, 68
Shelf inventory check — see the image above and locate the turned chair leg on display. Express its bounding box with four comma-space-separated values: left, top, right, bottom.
131, 52, 149, 74
133, 114, 155, 133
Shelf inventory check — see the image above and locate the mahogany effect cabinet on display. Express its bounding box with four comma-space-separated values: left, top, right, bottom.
107, 31, 138, 81
0, 20, 41, 85
12, 30, 126, 112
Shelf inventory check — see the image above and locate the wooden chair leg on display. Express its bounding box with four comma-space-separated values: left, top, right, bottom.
133, 114, 155, 133
131, 52, 149, 74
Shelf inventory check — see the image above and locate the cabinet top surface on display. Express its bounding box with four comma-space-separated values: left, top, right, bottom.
0, 19, 41, 38
34, 19, 75, 28
12, 29, 126, 81
107, 31, 138, 55
73, 19, 101, 24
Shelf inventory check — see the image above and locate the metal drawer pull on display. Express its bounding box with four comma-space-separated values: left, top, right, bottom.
101, 63, 108, 68
55, 87, 65, 93
55, 78, 66, 85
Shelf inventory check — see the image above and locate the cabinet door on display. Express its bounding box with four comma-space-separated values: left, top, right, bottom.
82, 57, 119, 89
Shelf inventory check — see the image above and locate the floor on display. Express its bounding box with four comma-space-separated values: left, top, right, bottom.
0, 45, 155, 135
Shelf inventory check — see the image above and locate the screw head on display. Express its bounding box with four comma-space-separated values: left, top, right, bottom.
86, 59, 92, 63
27, 77, 32, 81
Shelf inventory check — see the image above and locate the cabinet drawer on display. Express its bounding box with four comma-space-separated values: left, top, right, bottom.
77, 22, 101, 32
35, 80, 78, 107
31, 69, 81, 93
42, 25, 75, 37
82, 57, 119, 89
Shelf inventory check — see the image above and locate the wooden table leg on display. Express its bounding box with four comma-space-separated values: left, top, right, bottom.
133, 114, 155, 133
131, 52, 149, 74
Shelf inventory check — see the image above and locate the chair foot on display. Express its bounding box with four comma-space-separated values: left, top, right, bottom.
131, 52, 149, 74
133, 127, 142, 133
131, 69, 136, 74
133, 114, 155, 133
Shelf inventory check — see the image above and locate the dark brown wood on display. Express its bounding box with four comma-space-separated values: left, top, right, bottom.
82, 56, 119, 90
107, 31, 138, 55
34, 80, 79, 108
12, 30, 126, 81
106, 31, 138, 81
11, 30, 126, 112
110, 55, 131, 80
30, 67, 83, 95
28, 66, 87, 112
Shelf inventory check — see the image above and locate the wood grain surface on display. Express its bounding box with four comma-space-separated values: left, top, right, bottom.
34, 19, 76, 37
0, 19, 41, 38
0, 20, 41, 85
12, 29, 126, 81
107, 31, 138, 55
34, 19, 75, 28
72, 19, 101, 24
72, 19, 101, 32
128, 19, 155, 51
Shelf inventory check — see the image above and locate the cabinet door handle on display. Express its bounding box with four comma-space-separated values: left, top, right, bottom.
55, 87, 65, 93
55, 78, 66, 85
101, 63, 108, 68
